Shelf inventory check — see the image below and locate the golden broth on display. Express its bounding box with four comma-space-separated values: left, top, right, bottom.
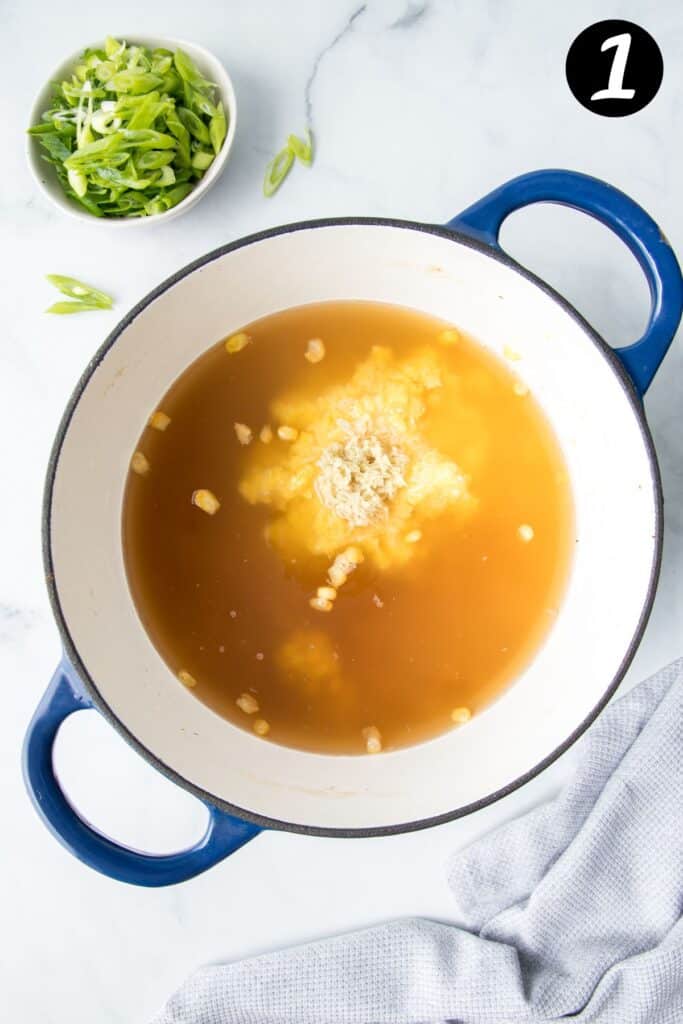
122, 301, 573, 754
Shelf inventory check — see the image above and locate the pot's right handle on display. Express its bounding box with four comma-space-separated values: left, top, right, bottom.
23, 665, 261, 886
447, 169, 683, 395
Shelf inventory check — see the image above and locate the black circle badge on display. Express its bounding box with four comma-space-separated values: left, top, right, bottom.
566, 20, 663, 116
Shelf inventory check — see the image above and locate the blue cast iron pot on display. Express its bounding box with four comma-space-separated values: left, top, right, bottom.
23, 169, 683, 885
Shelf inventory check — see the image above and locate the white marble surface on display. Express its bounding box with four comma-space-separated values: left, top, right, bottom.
1, 1, 682, 1020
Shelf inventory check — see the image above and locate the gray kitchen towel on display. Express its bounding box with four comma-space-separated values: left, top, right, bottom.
152, 658, 683, 1024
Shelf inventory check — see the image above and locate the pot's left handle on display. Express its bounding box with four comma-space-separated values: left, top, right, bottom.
23, 665, 260, 886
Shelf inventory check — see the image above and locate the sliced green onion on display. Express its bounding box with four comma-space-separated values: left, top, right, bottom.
38, 134, 72, 162
105, 36, 126, 59
210, 102, 227, 155
164, 182, 193, 205
158, 165, 176, 186
190, 89, 218, 119
191, 149, 214, 171
67, 167, 88, 197
263, 128, 314, 197
108, 70, 162, 95
173, 49, 215, 94
287, 129, 313, 167
166, 108, 191, 166
28, 38, 229, 219
120, 128, 177, 150
46, 274, 113, 310
136, 149, 176, 170
263, 146, 294, 197
143, 182, 193, 215
27, 122, 62, 136
177, 107, 211, 145
91, 107, 122, 134
46, 301, 107, 315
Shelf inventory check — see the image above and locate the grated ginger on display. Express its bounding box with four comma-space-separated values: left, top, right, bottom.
315, 419, 408, 528
238, 345, 475, 571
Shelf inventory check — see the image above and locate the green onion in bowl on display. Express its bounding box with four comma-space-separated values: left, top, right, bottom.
27, 36, 236, 223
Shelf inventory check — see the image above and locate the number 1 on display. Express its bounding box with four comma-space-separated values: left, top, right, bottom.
591, 33, 636, 101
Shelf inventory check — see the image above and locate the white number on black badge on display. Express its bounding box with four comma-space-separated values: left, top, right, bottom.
591, 33, 636, 101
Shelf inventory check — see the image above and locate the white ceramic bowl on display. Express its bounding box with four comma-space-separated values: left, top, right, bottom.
23, 170, 683, 886
26, 35, 237, 226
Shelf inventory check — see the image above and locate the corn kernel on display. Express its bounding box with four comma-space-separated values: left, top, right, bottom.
328, 565, 348, 588
278, 425, 298, 441
362, 725, 382, 753
148, 410, 171, 431
131, 451, 150, 476
192, 488, 221, 515
236, 692, 259, 714
178, 669, 197, 688
234, 422, 253, 445
259, 424, 273, 444
405, 529, 422, 544
310, 595, 333, 612
253, 718, 270, 736
304, 338, 326, 363
328, 546, 364, 589
439, 328, 460, 345
225, 332, 251, 354
518, 524, 534, 543
451, 706, 471, 724
317, 585, 337, 602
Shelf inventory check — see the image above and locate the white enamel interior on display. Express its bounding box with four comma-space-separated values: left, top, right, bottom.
48, 224, 658, 831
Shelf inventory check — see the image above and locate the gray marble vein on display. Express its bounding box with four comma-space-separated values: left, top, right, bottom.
304, 3, 368, 126
390, 1, 429, 30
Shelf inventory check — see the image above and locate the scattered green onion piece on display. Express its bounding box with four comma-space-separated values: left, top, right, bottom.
46, 275, 114, 309
46, 301, 107, 315
263, 128, 314, 197
263, 146, 294, 197
287, 129, 313, 167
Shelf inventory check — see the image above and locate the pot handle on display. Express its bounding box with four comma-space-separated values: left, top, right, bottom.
447, 169, 683, 395
22, 664, 260, 886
